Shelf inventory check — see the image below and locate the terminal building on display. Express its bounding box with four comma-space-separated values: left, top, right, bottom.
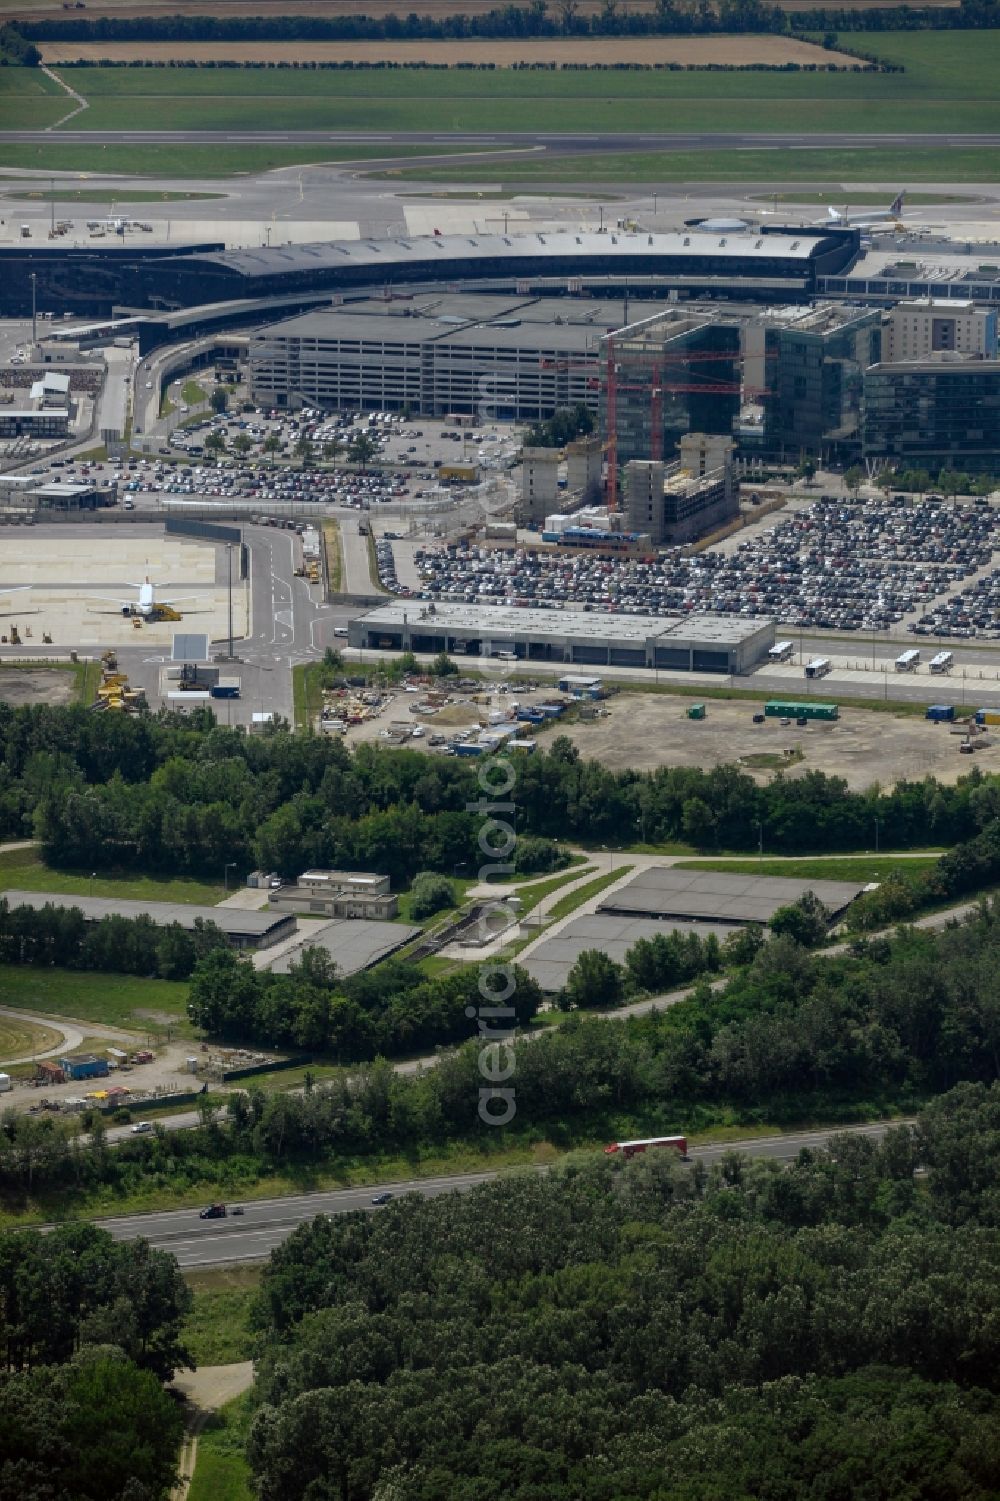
0, 226, 859, 320
349, 601, 774, 674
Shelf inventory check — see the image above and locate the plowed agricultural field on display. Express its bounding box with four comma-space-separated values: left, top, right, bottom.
40, 36, 863, 66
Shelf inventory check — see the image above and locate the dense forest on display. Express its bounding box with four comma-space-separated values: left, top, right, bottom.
0, 1224, 191, 1501
245, 1081, 1000, 1500
3, 703, 1000, 878
6, 906, 1000, 1202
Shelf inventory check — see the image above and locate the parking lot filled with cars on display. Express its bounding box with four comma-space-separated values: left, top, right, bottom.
380, 493, 1000, 636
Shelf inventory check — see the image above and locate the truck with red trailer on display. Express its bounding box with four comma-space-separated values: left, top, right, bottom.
604, 1135, 688, 1161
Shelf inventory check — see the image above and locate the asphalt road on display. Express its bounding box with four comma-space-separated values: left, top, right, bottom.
93, 1121, 901, 1266
5, 129, 1000, 157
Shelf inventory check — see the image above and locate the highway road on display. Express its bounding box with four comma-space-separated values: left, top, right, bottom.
93, 1121, 903, 1267
5, 129, 1000, 158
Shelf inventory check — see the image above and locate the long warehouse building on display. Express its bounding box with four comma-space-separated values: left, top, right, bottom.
350, 602, 774, 674
0, 891, 296, 952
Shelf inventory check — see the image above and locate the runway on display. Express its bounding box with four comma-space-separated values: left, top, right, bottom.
6, 128, 1000, 155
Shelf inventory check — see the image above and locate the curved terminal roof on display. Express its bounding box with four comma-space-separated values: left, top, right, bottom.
184, 226, 829, 278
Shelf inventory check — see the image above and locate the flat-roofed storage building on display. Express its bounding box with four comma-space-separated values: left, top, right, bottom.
350, 602, 774, 675
0, 891, 295, 951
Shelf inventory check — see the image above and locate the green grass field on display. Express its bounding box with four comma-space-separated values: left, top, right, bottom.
187, 1396, 254, 1501
183, 1266, 260, 1366
0, 845, 225, 905
547, 865, 633, 922
0, 963, 190, 1034
0, 30, 996, 178
29, 31, 1000, 137
676, 855, 940, 884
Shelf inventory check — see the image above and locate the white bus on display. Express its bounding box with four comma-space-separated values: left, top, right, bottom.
895, 648, 921, 672
929, 651, 954, 674
768, 640, 795, 663
804, 657, 831, 680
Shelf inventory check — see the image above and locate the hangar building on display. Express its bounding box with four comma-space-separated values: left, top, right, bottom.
350, 602, 774, 674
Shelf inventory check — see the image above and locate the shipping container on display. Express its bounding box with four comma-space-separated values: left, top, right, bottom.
975, 709, 1000, 726
210, 679, 240, 699
687, 703, 706, 720
925, 705, 956, 722
764, 701, 839, 721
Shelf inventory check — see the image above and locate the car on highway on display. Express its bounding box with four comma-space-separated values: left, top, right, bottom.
199, 1203, 227, 1219
371, 1192, 394, 1206
131, 1121, 152, 1134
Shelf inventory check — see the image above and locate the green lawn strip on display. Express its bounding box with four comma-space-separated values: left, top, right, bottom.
547, 865, 634, 922
0, 143, 453, 177
510, 865, 597, 917
291, 663, 321, 732
747, 190, 980, 207
675, 855, 940, 885
182, 379, 208, 406
385, 144, 1000, 185
2, 188, 224, 203
182, 1266, 260, 1367
0, 845, 225, 904
186, 1394, 254, 1501
0, 962, 190, 1033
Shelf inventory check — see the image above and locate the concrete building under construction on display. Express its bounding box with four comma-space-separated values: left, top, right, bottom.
624, 433, 737, 546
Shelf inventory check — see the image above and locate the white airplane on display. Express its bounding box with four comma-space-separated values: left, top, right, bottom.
89, 577, 203, 618
827, 191, 906, 229
0, 585, 33, 617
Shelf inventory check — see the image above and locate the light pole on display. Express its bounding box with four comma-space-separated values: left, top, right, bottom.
89, 871, 96, 897
755, 820, 764, 868
224, 861, 236, 893
874, 816, 880, 855
30, 272, 37, 348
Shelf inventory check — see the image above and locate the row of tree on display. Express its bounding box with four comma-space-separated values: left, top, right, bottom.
6, 703, 1000, 876
243, 1082, 1000, 1500
0, 898, 229, 980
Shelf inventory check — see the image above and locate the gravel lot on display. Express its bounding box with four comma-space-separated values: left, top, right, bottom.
556, 692, 991, 791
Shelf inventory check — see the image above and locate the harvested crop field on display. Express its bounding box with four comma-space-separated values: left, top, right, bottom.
40, 36, 863, 67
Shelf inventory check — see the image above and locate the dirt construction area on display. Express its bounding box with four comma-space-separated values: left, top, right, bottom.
0, 668, 76, 707
556, 693, 993, 792
40, 36, 862, 66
